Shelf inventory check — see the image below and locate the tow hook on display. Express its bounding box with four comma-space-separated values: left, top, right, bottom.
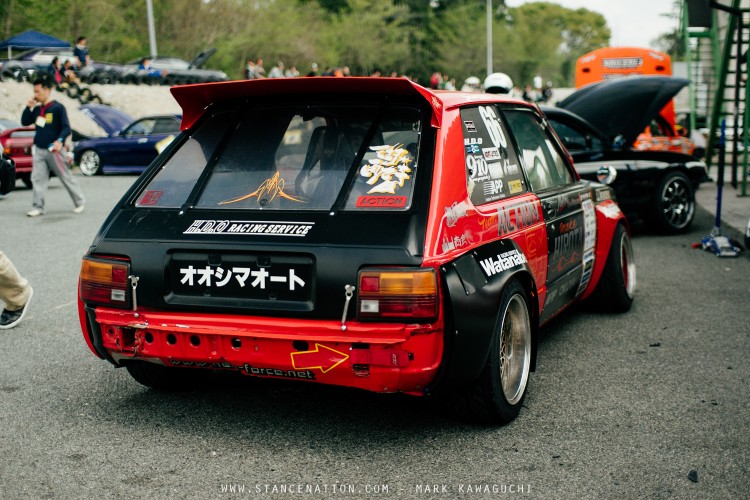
129, 275, 140, 317
340, 284, 355, 331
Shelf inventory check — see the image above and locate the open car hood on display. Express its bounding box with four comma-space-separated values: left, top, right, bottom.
189, 48, 216, 69
557, 76, 688, 146
79, 104, 133, 136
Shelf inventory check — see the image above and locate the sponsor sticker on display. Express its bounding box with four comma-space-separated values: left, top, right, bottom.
360, 144, 413, 194
482, 147, 501, 162
139, 190, 163, 206
464, 120, 477, 132
479, 249, 528, 277
508, 179, 523, 194
184, 220, 314, 236
356, 195, 407, 208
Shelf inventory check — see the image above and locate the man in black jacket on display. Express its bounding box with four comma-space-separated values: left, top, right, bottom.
20, 76, 85, 217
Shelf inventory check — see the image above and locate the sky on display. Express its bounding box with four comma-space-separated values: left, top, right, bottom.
504, 0, 679, 48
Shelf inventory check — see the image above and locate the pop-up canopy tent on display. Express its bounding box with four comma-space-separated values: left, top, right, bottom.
0, 30, 70, 58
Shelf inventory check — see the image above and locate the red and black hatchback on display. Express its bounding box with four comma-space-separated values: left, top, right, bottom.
78, 78, 635, 424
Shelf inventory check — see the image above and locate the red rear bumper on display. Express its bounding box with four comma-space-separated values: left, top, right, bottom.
82, 306, 445, 395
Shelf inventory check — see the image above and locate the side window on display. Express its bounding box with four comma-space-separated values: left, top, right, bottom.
548, 118, 589, 151
152, 118, 181, 134
504, 110, 574, 191
135, 110, 238, 208
126, 119, 155, 136
460, 105, 526, 206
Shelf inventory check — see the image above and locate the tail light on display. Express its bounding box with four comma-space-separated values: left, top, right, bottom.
79, 256, 131, 308
357, 268, 438, 321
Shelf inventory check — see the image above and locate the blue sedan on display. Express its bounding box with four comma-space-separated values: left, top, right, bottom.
73, 104, 181, 176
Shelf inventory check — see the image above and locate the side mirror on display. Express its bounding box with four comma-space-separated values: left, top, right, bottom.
596, 165, 617, 185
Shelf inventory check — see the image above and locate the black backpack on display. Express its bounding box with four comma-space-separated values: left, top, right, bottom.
0, 152, 16, 195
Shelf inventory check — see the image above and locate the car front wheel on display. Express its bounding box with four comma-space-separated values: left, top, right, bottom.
450, 280, 532, 424
651, 171, 695, 234
79, 150, 101, 176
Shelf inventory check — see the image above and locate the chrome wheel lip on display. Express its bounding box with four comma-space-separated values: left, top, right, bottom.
79, 151, 100, 176
499, 294, 531, 405
620, 232, 636, 299
661, 176, 694, 229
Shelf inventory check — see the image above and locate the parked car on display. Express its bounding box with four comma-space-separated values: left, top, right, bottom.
0, 119, 23, 133
0, 126, 34, 187
0, 47, 77, 81
78, 78, 635, 425
122, 49, 227, 85
542, 76, 709, 234
73, 104, 181, 176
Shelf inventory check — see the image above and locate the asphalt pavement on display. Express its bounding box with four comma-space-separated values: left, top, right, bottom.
694, 163, 750, 244
0, 174, 749, 499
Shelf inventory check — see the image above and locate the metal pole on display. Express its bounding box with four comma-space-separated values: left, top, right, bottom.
732, 18, 741, 188
715, 119, 726, 233
487, 0, 492, 77
146, 0, 158, 59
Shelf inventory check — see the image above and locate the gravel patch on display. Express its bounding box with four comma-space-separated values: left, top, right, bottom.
0, 80, 181, 138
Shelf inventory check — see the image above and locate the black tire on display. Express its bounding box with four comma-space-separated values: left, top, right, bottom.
79, 87, 93, 103
592, 224, 636, 313
65, 83, 81, 98
21, 176, 33, 189
448, 280, 533, 425
649, 171, 695, 234
15, 68, 29, 82
125, 361, 202, 391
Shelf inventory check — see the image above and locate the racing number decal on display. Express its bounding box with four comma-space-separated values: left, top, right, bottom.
479, 105, 507, 148
461, 106, 524, 206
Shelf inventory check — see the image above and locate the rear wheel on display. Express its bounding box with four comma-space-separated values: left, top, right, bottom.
593, 224, 636, 312
650, 171, 694, 234
450, 280, 532, 424
126, 361, 202, 391
79, 150, 101, 176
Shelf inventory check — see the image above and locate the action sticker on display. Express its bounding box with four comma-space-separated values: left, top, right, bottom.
356, 195, 407, 208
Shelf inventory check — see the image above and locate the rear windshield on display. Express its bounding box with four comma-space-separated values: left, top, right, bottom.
135, 104, 423, 211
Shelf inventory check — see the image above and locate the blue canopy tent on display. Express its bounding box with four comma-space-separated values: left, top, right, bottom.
0, 30, 70, 59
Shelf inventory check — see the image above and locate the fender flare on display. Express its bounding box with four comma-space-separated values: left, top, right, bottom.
433, 238, 539, 393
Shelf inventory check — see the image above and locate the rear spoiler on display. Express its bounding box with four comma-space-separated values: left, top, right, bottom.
170, 77, 443, 130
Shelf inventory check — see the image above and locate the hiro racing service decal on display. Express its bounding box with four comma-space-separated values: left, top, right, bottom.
184, 220, 314, 237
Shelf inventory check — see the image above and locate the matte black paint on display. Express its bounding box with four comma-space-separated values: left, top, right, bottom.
435, 239, 538, 392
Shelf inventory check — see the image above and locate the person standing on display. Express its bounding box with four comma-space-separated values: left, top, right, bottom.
0, 250, 33, 329
73, 36, 90, 68
20, 77, 85, 217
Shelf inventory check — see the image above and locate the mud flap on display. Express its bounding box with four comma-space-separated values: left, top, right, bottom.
434, 239, 538, 393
